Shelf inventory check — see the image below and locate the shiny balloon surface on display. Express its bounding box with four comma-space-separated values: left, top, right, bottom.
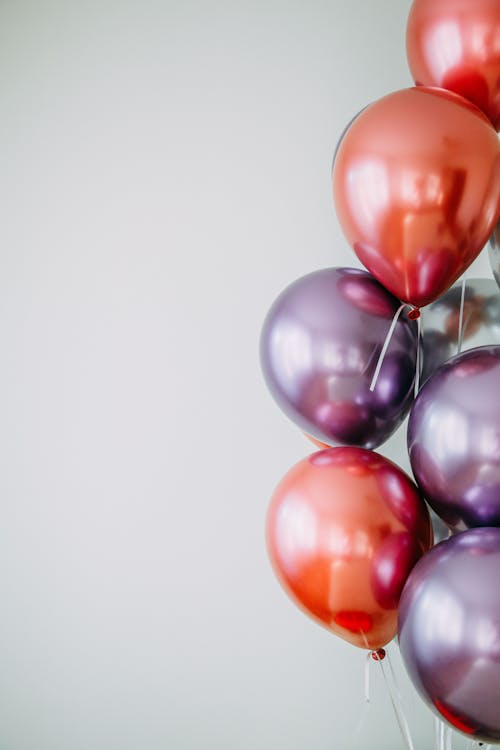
260, 268, 418, 449
399, 528, 500, 743
409, 346, 500, 531
407, 0, 500, 130
333, 87, 500, 308
421, 278, 500, 384
267, 447, 432, 650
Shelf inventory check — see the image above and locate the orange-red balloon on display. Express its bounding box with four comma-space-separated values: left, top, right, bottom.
333, 87, 500, 309
407, 0, 500, 131
266, 447, 433, 650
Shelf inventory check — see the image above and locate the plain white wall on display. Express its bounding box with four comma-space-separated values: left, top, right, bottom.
0, 1, 491, 748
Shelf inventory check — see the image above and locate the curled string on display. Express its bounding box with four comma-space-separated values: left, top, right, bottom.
457, 278, 466, 355
370, 304, 407, 392
377, 648, 415, 750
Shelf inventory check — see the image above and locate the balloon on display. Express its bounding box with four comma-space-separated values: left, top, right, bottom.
399, 528, 500, 743
407, 0, 500, 130
267, 447, 432, 650
421, 278, 500, 383
408, 346, 500, 532
260, 267, 418, 450
332, 87, 500, 309
488, 218, 500, 289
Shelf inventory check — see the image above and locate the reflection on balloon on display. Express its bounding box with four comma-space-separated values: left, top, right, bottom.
421, 278, 500, 384
260, 268, 417, 449
409, 346, 500, 532
399, 528, 500, 743
267, 447, 432, 650
407, 0, 500, 130
332, 87, 500, 308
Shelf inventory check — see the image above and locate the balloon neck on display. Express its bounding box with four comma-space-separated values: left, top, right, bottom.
408, 307, 420, 320
370, 648, 386, 661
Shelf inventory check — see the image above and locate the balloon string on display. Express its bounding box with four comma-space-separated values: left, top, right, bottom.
414, 314, 421, 397
380, 652, 413, 750
353, 653, 372, 742
378, 657, 414, 750
457, 278, 466, 355
435, 719, 455, 750
435, 717, 444, 750
373, 649, 415, 750
364, 651, 371, 703
370, 303, 407, 392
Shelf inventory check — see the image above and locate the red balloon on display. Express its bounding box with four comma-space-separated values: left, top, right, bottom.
407, 0, 500, 130
266, 447, 432, 650
332, 87, 500, 309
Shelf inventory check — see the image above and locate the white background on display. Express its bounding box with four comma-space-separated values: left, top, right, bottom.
0, 1, 491, 748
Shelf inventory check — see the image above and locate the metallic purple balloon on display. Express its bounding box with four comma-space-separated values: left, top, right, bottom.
260, 268, 418, 449
399, 528, 500, 743
408, 346, 500, 531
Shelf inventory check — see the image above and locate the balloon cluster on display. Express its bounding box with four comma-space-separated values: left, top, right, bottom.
261, 1, 500, 744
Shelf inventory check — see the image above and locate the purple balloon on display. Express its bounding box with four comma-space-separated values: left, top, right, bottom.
408, 346, 500, 531
260, 268, 418, 449
399, 528, 500, 743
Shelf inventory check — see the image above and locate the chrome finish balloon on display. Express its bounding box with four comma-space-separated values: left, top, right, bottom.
407, 0, 500, 130
421, 278, 500, 383
333, 87, 500, 308
267, 447, 432, 650
260, 267, 418, 449
408, 346, 500, 531
399, 528, 500, 743
488, 219, 500, 289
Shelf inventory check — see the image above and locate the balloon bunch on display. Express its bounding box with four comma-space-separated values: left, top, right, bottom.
261, 0, 500, 744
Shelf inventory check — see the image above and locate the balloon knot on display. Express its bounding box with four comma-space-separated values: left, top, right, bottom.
371, 648, 386, 661
408, 307, 420, 320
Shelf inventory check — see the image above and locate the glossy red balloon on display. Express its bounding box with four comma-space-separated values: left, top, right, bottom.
333, 87, 500, 309
407, 0, 500, 130
266, 447, 432, 650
